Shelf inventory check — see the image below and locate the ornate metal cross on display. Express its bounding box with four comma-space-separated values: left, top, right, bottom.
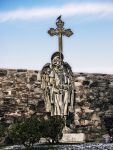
48, 16, 73, 53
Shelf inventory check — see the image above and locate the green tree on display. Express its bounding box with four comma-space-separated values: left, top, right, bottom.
104, 116, 113, 141
43, 116, 65, 143
9, 116, 41, 148
0, 124, 5, 142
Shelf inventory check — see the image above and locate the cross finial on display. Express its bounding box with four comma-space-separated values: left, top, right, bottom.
48, 16, 73, 53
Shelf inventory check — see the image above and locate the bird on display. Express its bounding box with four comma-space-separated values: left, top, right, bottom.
57, 15, 61, 20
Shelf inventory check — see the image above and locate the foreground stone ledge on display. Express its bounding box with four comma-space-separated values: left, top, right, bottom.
1, 144, 113, 150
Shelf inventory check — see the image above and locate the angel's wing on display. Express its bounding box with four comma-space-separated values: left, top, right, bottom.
41, 63, 50, 89
64, 62, 73, 75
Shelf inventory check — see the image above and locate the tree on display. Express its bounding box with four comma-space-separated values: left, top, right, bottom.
0, 124, 5, 142
8, 115, 65, 146
104, 116, 113, 140
9, 116, 41, 148
43, 116, 65, 143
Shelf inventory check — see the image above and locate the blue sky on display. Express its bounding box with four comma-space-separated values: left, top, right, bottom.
0, 0, 113, 74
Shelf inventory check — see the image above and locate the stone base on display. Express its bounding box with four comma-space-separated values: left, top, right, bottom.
60, 133, 85, 143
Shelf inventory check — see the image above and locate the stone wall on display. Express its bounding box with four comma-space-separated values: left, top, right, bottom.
74, 73, 113, 141
0, 69, 44, 125
0, 68, 113, 141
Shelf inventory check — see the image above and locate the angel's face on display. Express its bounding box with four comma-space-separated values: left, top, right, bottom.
46, 68, 51, 74
52, 56, 61, 67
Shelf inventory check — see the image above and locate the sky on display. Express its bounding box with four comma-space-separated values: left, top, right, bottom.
0, 0, 113, 74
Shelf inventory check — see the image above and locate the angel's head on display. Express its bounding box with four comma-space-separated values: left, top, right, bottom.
51, 52, 64, 68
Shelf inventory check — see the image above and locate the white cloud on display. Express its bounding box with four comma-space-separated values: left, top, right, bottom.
0, 2, 113, 22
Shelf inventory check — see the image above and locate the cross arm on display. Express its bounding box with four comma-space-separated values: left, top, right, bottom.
48, 28, 57, 36
63, 29, 73, 37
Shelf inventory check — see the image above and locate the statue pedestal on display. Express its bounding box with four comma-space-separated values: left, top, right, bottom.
60, 133, 85, 143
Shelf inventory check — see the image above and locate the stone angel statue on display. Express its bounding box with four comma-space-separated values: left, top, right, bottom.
41, 52, 75, 117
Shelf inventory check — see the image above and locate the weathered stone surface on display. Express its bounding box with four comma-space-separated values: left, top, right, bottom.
0, 69, 7, 76
17, 69, 27, 72
61, 133, 85, 143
